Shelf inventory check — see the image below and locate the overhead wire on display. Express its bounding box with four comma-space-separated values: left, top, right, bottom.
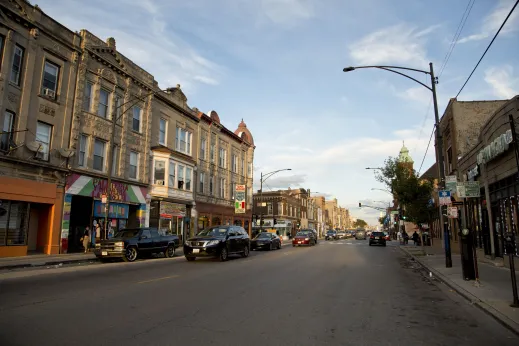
455, 0, 519, 98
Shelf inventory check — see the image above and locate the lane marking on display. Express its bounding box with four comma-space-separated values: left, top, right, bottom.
137, 275, 179, 284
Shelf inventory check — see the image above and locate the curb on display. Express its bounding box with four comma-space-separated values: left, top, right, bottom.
399, 247, 519, 337
0, 257, 100, 271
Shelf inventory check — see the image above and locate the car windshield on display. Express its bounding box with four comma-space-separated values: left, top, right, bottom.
327, 231, 336, 234
114, 229, 140, 238
297, 231, 310, 236
197, 227, 228, 237
255, 233, 272, 239
372, 232, 385, 236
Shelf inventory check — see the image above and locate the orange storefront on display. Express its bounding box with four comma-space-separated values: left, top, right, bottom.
0, 176, 64, 257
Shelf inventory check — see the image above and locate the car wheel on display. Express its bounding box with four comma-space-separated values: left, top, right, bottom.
369, 243, 372, 246
269, 242, 273, 251
278, 242, 282, 250
220, 247, 229, 261
293, 244, 296, 247
242, 245, 250, 258
165, 245, 176, 258
383, 243, 387, 247
185, 256, 196, 261
123, 247, 138, 262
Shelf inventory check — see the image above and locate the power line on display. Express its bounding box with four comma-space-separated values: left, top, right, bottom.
456, 0, 519, 98
418, 125, 436, 175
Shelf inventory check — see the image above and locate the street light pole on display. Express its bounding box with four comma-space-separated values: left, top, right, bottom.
344, 62, 451, 267
103, 88, 174, 239
258, 168, 292, 234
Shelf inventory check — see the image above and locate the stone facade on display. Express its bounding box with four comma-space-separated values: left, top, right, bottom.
0, 0, 81, 256
325, 198, 338, 229
195, 111, 254, 235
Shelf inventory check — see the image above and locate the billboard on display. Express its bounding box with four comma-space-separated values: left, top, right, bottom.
235, 184, 246, 214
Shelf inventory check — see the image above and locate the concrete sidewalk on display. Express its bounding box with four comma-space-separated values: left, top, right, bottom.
400, 245, 519, 336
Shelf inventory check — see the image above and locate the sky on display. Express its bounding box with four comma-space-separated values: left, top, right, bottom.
35, 0, 519, 225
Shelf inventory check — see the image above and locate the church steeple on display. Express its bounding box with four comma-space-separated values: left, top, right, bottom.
398, 141, 414, 164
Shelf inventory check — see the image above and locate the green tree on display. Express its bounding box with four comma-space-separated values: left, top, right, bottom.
353, 219, 368, 228
375, 157, 434, 226
378, 216, 386, 225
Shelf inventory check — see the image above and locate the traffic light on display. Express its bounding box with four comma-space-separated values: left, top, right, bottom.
359, 202, 362, 207
274, 218, 277, 225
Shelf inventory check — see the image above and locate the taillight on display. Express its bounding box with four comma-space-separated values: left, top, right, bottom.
370, 235, 375, 239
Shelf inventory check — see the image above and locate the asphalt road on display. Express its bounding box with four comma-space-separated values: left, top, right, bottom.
0, 239, 518, 346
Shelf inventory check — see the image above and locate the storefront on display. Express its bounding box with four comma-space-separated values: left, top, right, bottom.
61, 174, 147, 253
149, 200, 191, 243
0, 176, 63, 257
197, 201, 251, 235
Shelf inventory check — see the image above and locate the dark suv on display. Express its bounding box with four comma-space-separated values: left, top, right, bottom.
325, 230, 337, 241
184, 225, 250, 261
369, 231, 387, 247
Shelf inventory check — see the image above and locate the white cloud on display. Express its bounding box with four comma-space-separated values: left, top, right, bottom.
349, 23, 436, 68
484, 65, 519, 98
260, 0, 315, 25
458, 0, 519, 43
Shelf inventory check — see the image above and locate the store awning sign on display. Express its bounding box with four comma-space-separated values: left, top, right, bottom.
93, 201, 130, 218
477, 129, 512, 165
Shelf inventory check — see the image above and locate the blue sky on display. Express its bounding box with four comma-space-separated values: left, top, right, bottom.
37, 0, 519, 224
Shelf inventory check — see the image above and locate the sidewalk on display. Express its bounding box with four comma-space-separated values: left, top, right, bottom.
400, 245, 519, 336
0, 252, 98, 270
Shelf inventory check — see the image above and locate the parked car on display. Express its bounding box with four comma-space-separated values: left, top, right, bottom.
337, 231, 347, 239
292, 230, 317, 246
184, 225, 250, 261
355, 230, 366, 240
383, 232, 391, 241
300, 228, 318, 244
94, 228, 179, 262
251, 232, 281, 250
369, 231, 387, 247
325, 230, 338, 240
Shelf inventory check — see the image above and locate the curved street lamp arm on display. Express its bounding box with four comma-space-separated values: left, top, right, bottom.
262, 169, 291, 183
347, 65, 430, 75
377, 67, 432, 92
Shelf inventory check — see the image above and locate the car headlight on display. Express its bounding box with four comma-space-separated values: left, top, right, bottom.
115, 242, 124, 247
95, 243, 101, 248
206, 240, 220, 246
184, 241, 190, 246
305, 238, 309, 241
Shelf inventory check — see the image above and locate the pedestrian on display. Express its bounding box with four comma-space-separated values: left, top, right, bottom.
81, 228, 90, 253
412, 231, 419, 246
402, 230, 409, 245
397, 230, 403, 244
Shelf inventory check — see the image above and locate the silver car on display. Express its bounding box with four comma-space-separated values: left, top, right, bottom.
355, 230, 366, 240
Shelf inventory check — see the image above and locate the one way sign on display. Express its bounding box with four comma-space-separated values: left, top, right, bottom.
439, 190, 451, 206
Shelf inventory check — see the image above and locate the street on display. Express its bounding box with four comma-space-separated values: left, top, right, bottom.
0, 241, 517, 346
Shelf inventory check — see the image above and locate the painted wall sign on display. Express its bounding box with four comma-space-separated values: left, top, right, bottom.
66, 174, 147, 204
477, 129, 512, 165
93, 200, 130, 219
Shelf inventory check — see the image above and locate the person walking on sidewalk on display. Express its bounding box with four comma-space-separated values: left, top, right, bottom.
81, 229, 90, 253
402, 230, 409, 245
412, 231, 419, 246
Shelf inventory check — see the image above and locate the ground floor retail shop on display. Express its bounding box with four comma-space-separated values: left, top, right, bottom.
0, 177, 63, 257
61, 174, 147, 253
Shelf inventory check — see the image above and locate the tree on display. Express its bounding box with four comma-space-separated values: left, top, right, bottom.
378, 216, 386, 225
353, 219, 367, 228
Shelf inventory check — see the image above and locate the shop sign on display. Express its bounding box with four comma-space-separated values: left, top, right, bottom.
159, 201, 186, 219
456, 181, 480, 198
467, 165, 479, 181
477, 129, 512, 165
235, 184, 246, 214
439, 190, 451, 206
93, 200, 130, 218
445, 175, 457, 192
447, 207, 458, 219
66, 174, 147, 204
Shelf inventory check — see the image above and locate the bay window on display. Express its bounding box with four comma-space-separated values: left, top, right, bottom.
168, 161, 175, 187
177, 164, 185, 189
186, 167, 192, 191
154, 160, 166, 185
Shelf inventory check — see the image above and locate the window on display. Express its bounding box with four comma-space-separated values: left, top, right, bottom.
35, 122, 51, 161
268, 203, 273, 215
230, 182, 235, 200
129, 151, 138, 179
10, 45, 24, 85
154, 160, 166, 185
93, 139, 106, 171
159, 118, 167, 146
241, 156, 245, 175
199, 172, 205, 193
1, 111, 15, 152
98, 89, 110, 118
168, 161, 175, 187
219, 148, 226, 168
132, 106, 141, 132
175, 127, 192, 155
42, 60, 59, 97
0, 200, 30, 246
83, 82, 93, 111
248, 162, 252, 175
112, 145, 119, 175
278, 202, 282, 215
210, 143, 215, 163
232, 154, 237, 172
115, 96, 122, 121
200, 138, 206, 160
209, 175, 214, 196
177, 165, 184, 189
78, 134, 88, 167
186, 167, 192, 191
219, 178, 225, 198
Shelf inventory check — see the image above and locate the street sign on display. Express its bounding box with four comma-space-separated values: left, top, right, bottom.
456, 181, 480, 198
452, 201, 464, 206
447, 207, 458, 218
445, 175, 457, 193
439, 190, 451, 206
234, 184, 246, 214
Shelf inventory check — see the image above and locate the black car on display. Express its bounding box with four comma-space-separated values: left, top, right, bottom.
251, 232, 282, 250
94, 228, 179, 262
184, 225, 250, 261
325, 230, 337, 240
369, 231, 387, 247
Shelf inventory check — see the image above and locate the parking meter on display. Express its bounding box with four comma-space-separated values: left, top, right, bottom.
459, 228, 476, 280
504, 232, 516, 254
